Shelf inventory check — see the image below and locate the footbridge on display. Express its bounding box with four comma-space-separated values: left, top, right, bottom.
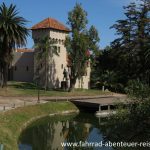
70, 94, 127, 111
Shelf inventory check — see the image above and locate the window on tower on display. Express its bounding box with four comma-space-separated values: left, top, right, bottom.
58, 47, 60, 53
61, 64, 63, 69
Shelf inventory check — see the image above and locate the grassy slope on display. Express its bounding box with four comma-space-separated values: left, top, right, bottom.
0, 81, 110, 97
0, 102, 78, 150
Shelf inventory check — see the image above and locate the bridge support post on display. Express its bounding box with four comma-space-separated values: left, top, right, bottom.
102, 86, 105, 91
99, 105, 101, 112
108, 105, 110, 111
0, 144, 3, 150
98, 117, 101, 125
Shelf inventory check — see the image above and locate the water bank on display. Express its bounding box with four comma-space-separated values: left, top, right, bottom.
0, 101, 79, 150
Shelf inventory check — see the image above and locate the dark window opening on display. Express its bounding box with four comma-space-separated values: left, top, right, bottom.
53, 46, 57, 51
59, 40, 61, 44
61, 64, 63, 69
58, 47, 60, 53
26, 66, 29, 71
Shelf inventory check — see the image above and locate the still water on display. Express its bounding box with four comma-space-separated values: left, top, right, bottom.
18, 112, 113, 150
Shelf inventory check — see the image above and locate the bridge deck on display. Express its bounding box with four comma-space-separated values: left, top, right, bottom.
71, 94, 126, 104
71, 95, 127, 111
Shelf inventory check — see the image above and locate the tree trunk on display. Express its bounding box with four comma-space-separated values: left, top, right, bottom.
3, 64, 8, 88
0, 65, 5, 88
69, 78, 76, 92
0, 66, 2, 88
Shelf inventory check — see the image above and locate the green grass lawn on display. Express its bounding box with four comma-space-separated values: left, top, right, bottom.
0, 102, 78, 150
0, 81, 111, 97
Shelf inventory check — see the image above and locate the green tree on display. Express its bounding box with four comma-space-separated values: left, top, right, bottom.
88, 25, 100, 58
97, 0, 150, 91
140, 0, 150, 83
113, 1, 150, 83
0, 3, 29, 87
110, 2, 139, 80
65, 3, 99, 91
34, 36, 58, 90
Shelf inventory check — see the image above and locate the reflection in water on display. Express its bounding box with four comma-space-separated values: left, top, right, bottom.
18, 113, 113, 150
100, 113, 150, 150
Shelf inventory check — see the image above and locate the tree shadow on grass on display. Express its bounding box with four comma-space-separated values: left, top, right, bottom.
8, 81, 68, 92
8, 81, 37, 90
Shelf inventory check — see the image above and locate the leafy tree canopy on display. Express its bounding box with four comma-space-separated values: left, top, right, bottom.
65, 3, 100, 91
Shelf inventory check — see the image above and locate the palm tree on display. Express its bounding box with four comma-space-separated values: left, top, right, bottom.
0, 3, 29, 87
35, 36, 58, 90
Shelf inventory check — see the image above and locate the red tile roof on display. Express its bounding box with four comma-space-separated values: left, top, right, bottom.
31, 18, 70, 32
16, 48, 34, 53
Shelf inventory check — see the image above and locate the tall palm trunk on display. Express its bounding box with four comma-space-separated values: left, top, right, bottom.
3, 64, 8, 88
0, 62, 7, 88
0, 66, 4, 88
0, 64, 7, 88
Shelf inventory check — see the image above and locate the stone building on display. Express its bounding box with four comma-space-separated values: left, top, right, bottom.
9, 18, 91, 89
9, 49, 34, 82
31, 18, 91, 89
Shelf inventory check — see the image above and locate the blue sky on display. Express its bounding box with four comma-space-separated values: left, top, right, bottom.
2, 0, 139, 49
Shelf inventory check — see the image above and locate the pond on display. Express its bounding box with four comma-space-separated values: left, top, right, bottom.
18, 112, 113, 150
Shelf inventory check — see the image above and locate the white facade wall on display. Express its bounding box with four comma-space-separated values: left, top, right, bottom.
48, 30, 68, 88
75, 63, 91, 89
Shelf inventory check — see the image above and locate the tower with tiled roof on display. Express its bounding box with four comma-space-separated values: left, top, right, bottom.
31, 18, 90, 89
31, 18, 70, 88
